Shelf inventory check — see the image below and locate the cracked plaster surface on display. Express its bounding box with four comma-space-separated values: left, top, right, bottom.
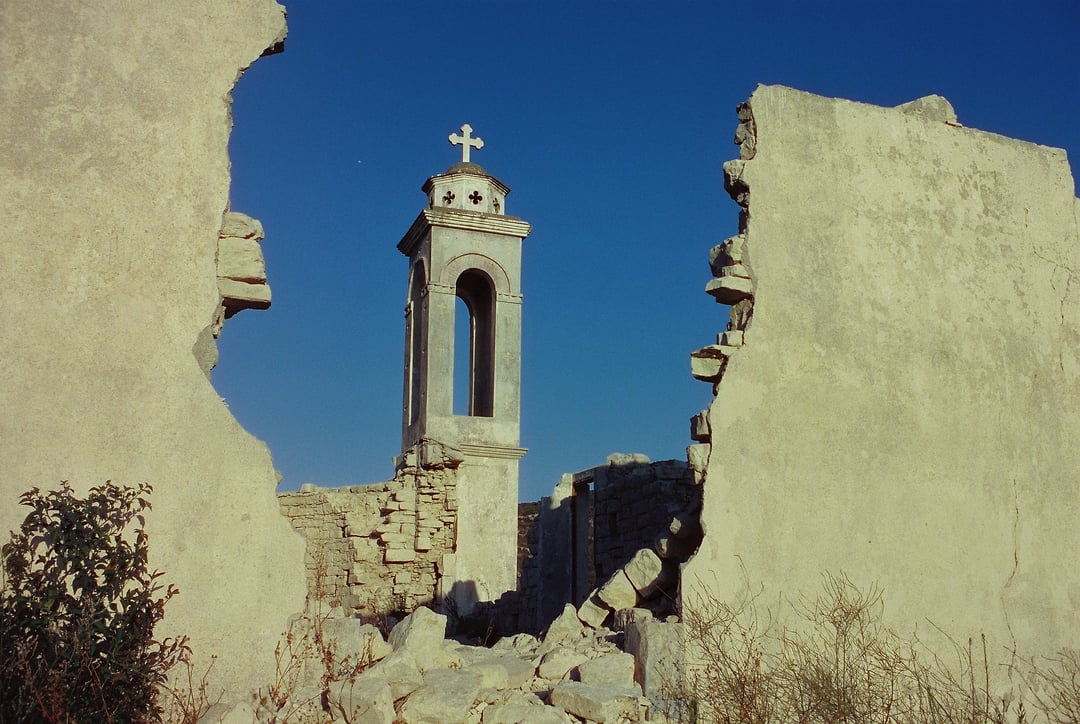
683, 86, 1080, 675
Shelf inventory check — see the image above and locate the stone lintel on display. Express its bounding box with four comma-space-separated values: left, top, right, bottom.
457, 443, 528, 460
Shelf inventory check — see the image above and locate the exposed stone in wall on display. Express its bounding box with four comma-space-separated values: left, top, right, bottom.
216, 211, 272, 328
0, 0, 304, 699
683, 85, 1080, 687
279, 439, 462, 619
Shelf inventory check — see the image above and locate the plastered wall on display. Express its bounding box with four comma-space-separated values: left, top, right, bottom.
0, 0, 306, 698
684, 85, 1080, 670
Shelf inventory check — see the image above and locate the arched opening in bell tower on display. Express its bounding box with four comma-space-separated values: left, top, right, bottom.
453, 269, 495, 417
405, 261, 427, 425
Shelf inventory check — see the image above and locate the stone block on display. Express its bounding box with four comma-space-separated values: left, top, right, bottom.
623, 549, 664, 598
624, 618, 684, 701
329, 675, 394, 724
695, 410, 712, 445
219, 211, 264, 239
217, 237, 266, 283
597, 570, 638, 612
217, 278, 271, 309
578, 592, 611, 629
364, 649, 424, 701
398, 669, 483, 724
576, 651, 639, 690
384, 547, 415, 563
491, 632, 540, 655
549, 681, 648, 723
691, 344, 739, 382
722, 158, 750, 206
721, 329, 745, 346
537, 647, 589, 682
705, 275, 754, 304
708, 233, 746, 275
482, 701, 573, 724
686, 444, 710, 479
541, 603, 585, 651
465, 653, 537, 690
388, 606, 447, 653
719, 262, 752, 279
320, 618, 392, 665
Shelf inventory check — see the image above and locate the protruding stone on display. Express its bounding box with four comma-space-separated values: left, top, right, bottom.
217, 237, 266, 283
705, 275, 754, 304
690, 410, 711, 442
217, 278, 271, 310
721, 329, 745, 346
686, 443, 710, 485
691, 345, 737, 382
219, 211, 264, 240
723, 159, 750, 207
709, 234, 746, 275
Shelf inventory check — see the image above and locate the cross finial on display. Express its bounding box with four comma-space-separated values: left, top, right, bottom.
449, 123, 484, 163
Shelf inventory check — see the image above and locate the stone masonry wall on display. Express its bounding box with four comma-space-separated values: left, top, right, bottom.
279, 439, 461, 619
591, 456, 697, 585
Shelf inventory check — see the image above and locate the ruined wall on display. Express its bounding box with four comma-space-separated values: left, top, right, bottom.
279, 440, 462, 619
526, 456, 700, 633
684, 85, 1080, 668
0, 0, 306, 697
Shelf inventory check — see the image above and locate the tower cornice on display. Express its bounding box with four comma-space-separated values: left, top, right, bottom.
397, 209, 533, 256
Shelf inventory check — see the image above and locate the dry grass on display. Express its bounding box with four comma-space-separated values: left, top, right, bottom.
666, 572, 1078, 724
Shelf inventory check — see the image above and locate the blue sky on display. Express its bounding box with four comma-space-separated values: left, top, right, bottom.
218, 1, 1079, 501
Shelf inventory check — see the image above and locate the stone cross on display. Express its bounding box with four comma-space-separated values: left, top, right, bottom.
449, 123, 484, 163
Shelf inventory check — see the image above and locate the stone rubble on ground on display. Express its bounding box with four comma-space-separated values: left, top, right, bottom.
199, 603, 684, 723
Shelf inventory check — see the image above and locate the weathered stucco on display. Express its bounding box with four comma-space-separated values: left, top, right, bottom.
0, 0, 305, 697
685, 85, 1080, 668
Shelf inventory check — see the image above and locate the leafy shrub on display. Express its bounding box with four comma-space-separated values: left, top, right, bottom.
0, 481, 188, 722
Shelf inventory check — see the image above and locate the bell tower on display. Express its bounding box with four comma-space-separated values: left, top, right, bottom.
397, 124, 532, 610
